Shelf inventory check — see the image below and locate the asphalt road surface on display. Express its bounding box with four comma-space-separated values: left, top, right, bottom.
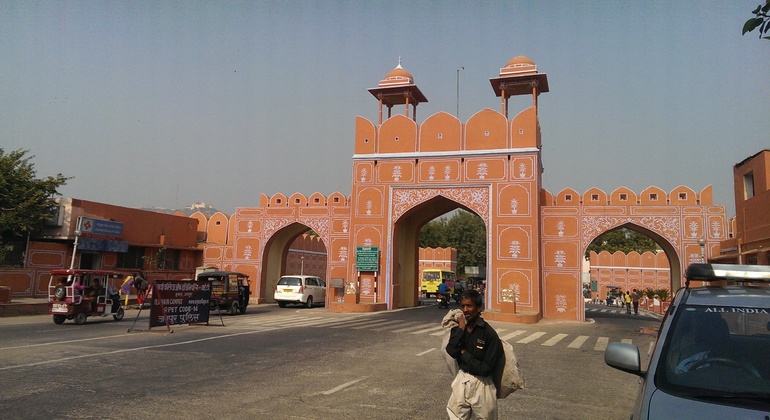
0, 302, 660, 419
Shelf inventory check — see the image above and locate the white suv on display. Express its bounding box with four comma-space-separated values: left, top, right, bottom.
274, 275, 326, 308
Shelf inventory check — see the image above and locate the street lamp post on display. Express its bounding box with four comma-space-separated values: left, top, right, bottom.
456, 67, 464, 117
301, 255, 305, 276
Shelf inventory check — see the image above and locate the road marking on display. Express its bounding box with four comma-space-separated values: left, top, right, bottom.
352, 319, 400, 330
0, 334, 128, 350
321, 377, 367, 395
390, 324, 435, 333
370, 321, 420, 331
541, 333, 568, 346
330, 319, 383, 329
0, 329, 273, 371
594, 337, 609, 351
417, 348, 436, 357
516, 332, 546, 344
621, 338, 632, 344
500, 330, 527, 341
409, 325, 444, 335
568, 335, 589, 349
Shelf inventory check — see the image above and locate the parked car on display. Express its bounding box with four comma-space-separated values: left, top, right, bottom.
274, 275, 326, 308
605, 263, 770, 418
196, 271, 250, 315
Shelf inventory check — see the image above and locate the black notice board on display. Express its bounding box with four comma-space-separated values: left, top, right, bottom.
150, 280, 211, 327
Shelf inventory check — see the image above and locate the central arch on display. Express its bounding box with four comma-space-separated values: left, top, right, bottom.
387, 187, 490, 310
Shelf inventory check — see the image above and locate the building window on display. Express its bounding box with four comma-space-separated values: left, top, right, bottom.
649, 193, 658, 201
744, 172, 755, 199
438, 133, 443, 139
591, 194, 599, 202
678, 192, 687, 201
565, 194, 572, 202
155, 248, 179, 270
215, 221, 221, 226
619, 193, 627, 201
118, 246, 145, 269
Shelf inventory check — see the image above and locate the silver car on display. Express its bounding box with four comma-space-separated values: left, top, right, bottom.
274, 275, 326, 308
605, 263, 770, 419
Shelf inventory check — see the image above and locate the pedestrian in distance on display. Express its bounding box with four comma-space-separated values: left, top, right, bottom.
624, 291, 632, 314
632, 289, 640, 315
445, 289, 503, 420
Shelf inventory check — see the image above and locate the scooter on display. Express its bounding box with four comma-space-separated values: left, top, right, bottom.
437, 293, 449, 309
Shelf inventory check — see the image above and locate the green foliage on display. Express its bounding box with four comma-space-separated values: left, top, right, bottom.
0, 149, 70, 261
743, 0, 770, 40
642, 287, 671, 302
419, 210, 486, 278
585, 228, 659, 258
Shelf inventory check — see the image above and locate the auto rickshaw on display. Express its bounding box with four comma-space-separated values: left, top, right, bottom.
48, 269, 128, 324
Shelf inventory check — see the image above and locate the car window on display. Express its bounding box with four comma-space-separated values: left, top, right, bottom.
656, 302, 770, 396
318, 278, 326, 287
278, 277, 301, 286
306, 278, 317, 286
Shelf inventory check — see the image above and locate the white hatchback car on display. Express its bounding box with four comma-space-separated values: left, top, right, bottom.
274, 275, 326, 308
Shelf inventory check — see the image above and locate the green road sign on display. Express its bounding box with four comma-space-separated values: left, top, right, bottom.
356, 246, 379, 271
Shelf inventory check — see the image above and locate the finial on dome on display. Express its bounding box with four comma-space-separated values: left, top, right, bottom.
397, 56, 402, 69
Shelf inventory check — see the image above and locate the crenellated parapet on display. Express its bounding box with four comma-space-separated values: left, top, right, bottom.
353, 106, 540, 157
541, 185, 715, 207
258, 192, 350, 208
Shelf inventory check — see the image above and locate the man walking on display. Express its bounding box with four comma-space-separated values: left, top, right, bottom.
445, 289, 503, 419
632, 289, 640, 315
624, 291, 632, 314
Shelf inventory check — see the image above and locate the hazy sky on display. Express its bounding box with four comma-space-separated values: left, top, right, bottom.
2, 1, 768, 217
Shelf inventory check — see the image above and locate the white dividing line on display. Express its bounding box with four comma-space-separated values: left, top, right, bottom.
500, 330, 527, 341
516, 332, 546, 344
541, 333, 568, 346
390, 324, 435, 333
621, 338, 632, 344
409, 325, 444, 335
0, 334, 127, 350
0, 329, 270, 371
417, 348, 437, 357
352, 320, 401, 330
329, 319, 384, 329
370, 321, 420, 332
567, 335, 589, 349
321, 377, 367, 395
594, 337, 609, 351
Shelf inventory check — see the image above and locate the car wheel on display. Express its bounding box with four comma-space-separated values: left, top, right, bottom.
305, 296, 313, 308
113, 307, 124, 321
74, 312, 87, 325
238, 303, 247, 314
229, 301, 239, 316
278, 302, 287, 308
53, 315, 66, 324
54, 284, 67, 300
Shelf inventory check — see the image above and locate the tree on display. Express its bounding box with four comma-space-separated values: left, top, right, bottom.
420, 210, 486, 277
743, 1, 770, 40
0, 149, 70, 264
585, 228, 659, 258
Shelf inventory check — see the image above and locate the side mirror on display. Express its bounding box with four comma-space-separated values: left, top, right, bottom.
604, 342, 642, 376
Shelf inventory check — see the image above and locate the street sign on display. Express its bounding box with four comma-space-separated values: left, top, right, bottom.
356, 246, 379, 271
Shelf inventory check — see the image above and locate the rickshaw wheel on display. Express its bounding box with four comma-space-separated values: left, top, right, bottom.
74, 312, 87, 325
53, 315, 66, 324
113, 307, 125, 321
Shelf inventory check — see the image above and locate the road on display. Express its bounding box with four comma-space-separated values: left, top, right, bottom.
0, 302, 660, 419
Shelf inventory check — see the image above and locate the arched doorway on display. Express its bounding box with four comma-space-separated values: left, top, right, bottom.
388, 190, 489, 310
260, 222, 329, 304
584, 223, 683, 310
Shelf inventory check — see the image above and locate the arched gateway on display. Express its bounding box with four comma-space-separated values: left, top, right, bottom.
203, 56, 726, 323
